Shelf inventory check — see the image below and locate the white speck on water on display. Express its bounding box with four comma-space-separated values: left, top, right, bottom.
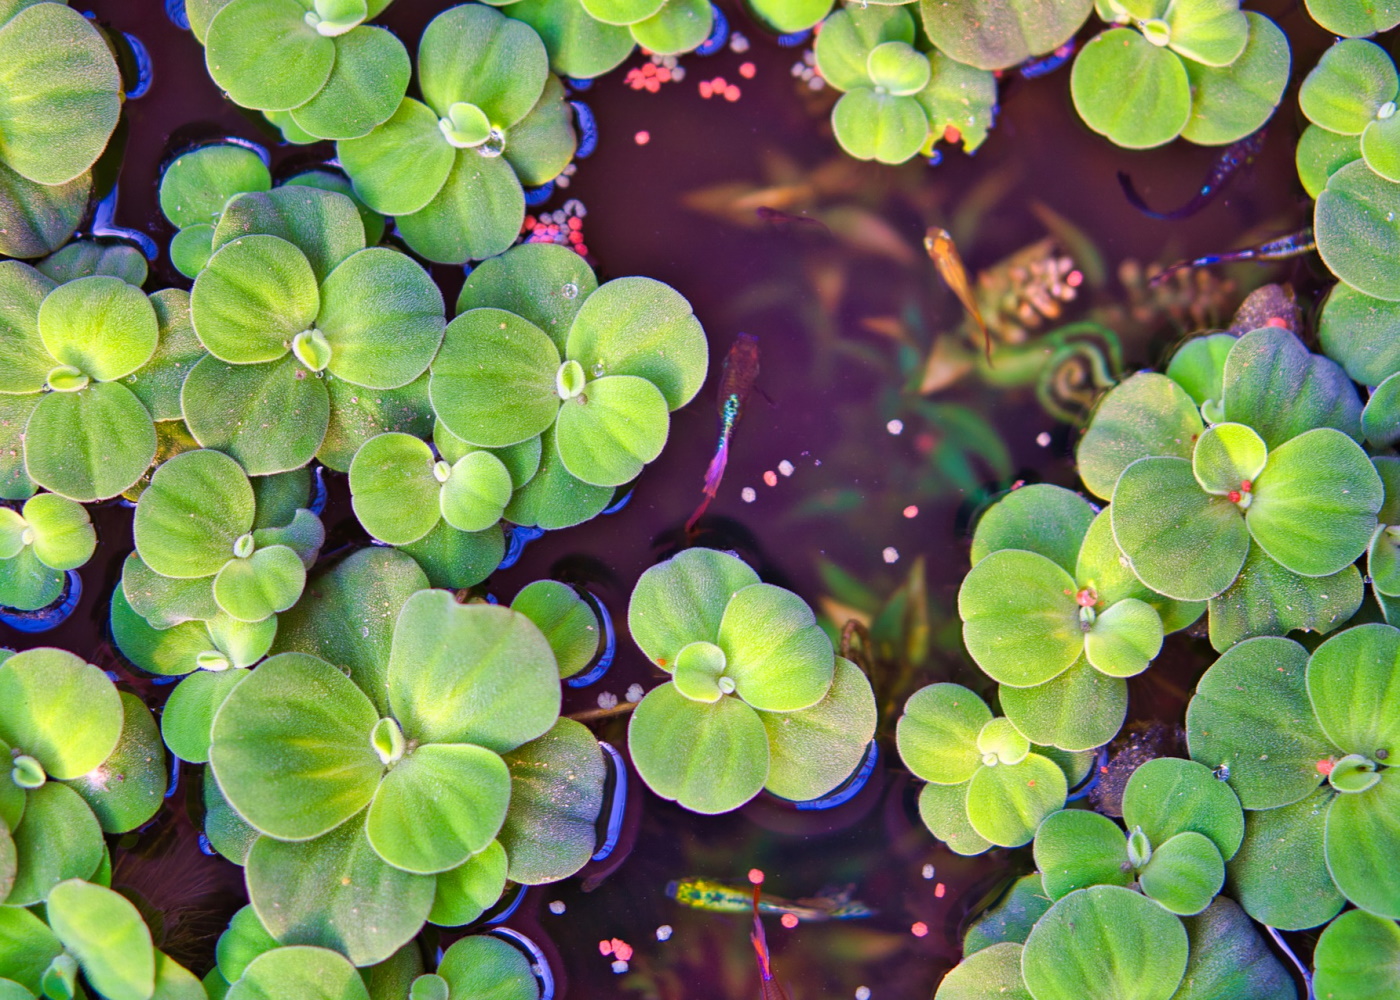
741, 486, 757, 503
656, 924, 673, 941
730, 32, 749, 52
778, 459, 795, 477
856, 988, 872, 1000
549, 900, 566, 914
921, 864, 935, 879
1036, 431, 1052, 447
886, 419, 904, 435
626, 683, 644, 702
598, 691, 618, 709
882, 547, 899, 564
611, 960, 629, 974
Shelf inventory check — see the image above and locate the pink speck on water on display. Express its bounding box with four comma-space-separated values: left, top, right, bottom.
780, 913, 799, 929
934, 883, 946, 898
911, 922, 929, 937
748, 868, 765, 885
634, 131, 650, 145
763, 470, 778, 487
739, 62, 756, 78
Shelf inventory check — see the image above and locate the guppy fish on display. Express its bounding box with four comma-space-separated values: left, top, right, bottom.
685, 332, 760, 533
1118, 128, 1267, 221
667, 878, 875, 921
925, 227, 992, 364
1150, 226, 1315, 285
749, 881, 793, 1000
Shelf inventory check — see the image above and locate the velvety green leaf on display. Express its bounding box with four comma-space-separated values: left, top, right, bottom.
1300, 38, 1396, 135
203, 770, 259, 865
251, 507, 323, 569
970, 484, 1095, 573
1362, 108, 1400, 182
37, 277, 155, 383
24, 381, 157, 502
0, 647, 121, 779
1078, 373, 1203, 500
0, 905, 61, 994
396, 149, 524, 265
934, 942, 1032, 1000
212, 187, 365, 284
211, 652, 381, 840
1180, 14, 1289, 146
1186, 636, 1334, 810
205, 0, 335, 111
1111, 457, 1249, 601
182, 354, 329, 475
959, 548, 1081, 687
1122, 756, 1243, 864
1316, 160, 1400, 302
1022, 885, 1188, 1000
746, 0, 831, 32
19, 492, 93, 570
456, 242, 596, 346
68, 691, 166, 833
1193, 424, 1267, 495
436, 937, 536, 1000
396, 519, 503, 591
6, 781, 103, 906
0, 3, 119, 185
1222, 327, 1363, 449
1162, 0, 1246, 67
1312, 909, 1400, 1000
999, 657, 1128, 752
1226, 786, 1343, 929
0, 544, 62, 611
388, 591, 561, 753
497, 718, 605, 884
555, 373, 669, 485
418, 4, 548, 126
0, 261, 55, 394
502, 424, 613, 528
627, 547, 760, 670
1033, 807, 1133, 900
319, 371, 434, 472
917, 780, 991, 855
915, 51, 999, 152
37, 241, 146, 287
247, 821, 434, 967
965, 753, 1067, 847
1167, 333, 1235, 407
348, 432, 442, 544
716, 582, 834, 712
430, 308, 560, 447
213, 543, 306, 622
1071, 29, 1190, 149
215, 906, 278, 983
1139, 831, 1225, 915
628, 681, 769, 813
509, 0, 634, 79
159, 143, 271, 230
171, 224, 215, 279
226, 946, 371, 1000
1077, 508, 1205, 634
1208, 542, 1364, 652
918, 0, 1090, 71
121, 553, 220, 630
1172, 897, 1295, 1000
831, 89, 929, 165
289, 26, 410, 141
629, 0, 712, 56
962, 873, 1052, 954
1247, 428, 1381, 577
46, 880, 154, 1000
119, 289, 204, 423
1325, 771, 1400, 916
1085, 598, 1163, 678
162, 669, 248, 764
282, 168, 386, 246
440, 450, 511, 532
1298, 124, 1363, 201
317, 248, 444, 390
429, 840, 507, 926
510, 580, 599, 678
0, 162, 87, 260
337, 98, 455, 217
896, 682, 991, 784
1363, 372, 1400, 447
191, 235, 319, 366
758, 656, 877, 801
1306, 623, 1400, 756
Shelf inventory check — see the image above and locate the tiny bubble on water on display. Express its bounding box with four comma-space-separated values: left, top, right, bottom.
592, 361, 606, 376
562, 282, 579, 298
1036, 431, 1052, 447
549, 900, 566, 914
856, 988, 872, 1000
626, 683, 644, 702
886, 419, 903, 434
778, 459, 794, 476
656, 924, 673, 941
882, 547, 899, 564
741, 486, 757, 502
361, 626, 370, 638
921, 864, 935, 879
598, 691, 618, 709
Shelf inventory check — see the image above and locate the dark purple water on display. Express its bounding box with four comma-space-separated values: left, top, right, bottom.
6, 0, 1336, 995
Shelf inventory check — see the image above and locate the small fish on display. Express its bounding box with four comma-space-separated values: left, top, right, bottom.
685, 333, 760, 533
1150, 227, 1315, 285
756, 206, 830, 232
666, 878, 875, 921
924, 227, 992, 364
749, 883, 793, 1000
1118, 129, 1267, 221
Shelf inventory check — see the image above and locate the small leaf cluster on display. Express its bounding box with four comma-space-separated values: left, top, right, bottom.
504, 0, 715, 81
626, 548, 878, 814
1076, 326, 1382, 652
1187, 623, 1400, 928
0, 495, 94, 613
1071, 0, 1288, 148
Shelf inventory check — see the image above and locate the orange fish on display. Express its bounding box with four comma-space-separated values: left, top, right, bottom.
924, 227, 991, 365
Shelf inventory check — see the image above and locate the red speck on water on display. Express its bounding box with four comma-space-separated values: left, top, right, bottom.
780, 914, 799, 929
748, 868, 765, 885
934, 883, 946, 898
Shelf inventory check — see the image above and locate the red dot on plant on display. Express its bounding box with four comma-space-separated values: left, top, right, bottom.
1317, 759, 1335, 776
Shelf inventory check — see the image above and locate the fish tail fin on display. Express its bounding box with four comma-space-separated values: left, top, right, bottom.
684, 436, 730, 534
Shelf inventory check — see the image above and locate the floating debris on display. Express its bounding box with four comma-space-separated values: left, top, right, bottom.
780, 913, 799, 929
911, 922, 929, 937
934, 883, 946, 898
729, 31, 750, 53
790, 48, 825, 90
656, 924, 673, 941
597, 691, 619, 709
903, 506, 919, 519
882, 548, 899, 564
763, 470, 778, 487
856, 989, 871, 1000
625, 55, 684, 92
921, 864, 935, 880
741, 487, 757, 503
549, 900, 566, 915
625, 683, 644, 702
886, 419, 903, 435
1036, 432, 1052, 447
635, 130, 650, 145
699, 76, 741, 101
778, 460, 794, 477
522, 200, 589, 257
611, 960, 629, 974
739, 62, 756, 79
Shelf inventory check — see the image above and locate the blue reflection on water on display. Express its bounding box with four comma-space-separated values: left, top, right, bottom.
565, 590, 615, 688
793, 740, 878, 811
0, 571, 82, 633
489, 928, 556, 1000
695, 4, 728, 55
164, 0, 189, 29
524, 180, 556, 206
591, 741, 627, 861
498, 525, 547, 570
571, 102, 598, 159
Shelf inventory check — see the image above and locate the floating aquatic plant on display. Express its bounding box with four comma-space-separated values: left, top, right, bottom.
0, 494, 94, 614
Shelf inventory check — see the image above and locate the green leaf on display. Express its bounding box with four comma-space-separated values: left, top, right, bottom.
121, 551, 220, 628
1325, 771, 1400, 916
395, 149, 524, 265
171, 224, 215, 279
510, 581, 599, 679
0, 905, 61, 994
1085, 598, 1163, 677
212, 186, 365, 284
1180, 14, 1290, 146
45, 880, 154, 1000
1077, 373, 1203, 500
0, 3, 119, 185
1071, 29, 1190, 149
831, 90, 929, 165
226, 946, 371, 1000
159, 143, 271, 229
440, 450, 512, 532
205, 0, 335, 111
1300, 39, 1397, 136
1306, 623, 1400, 756
746, 0, 834, 32
1221, 327, 1362, 450
203, 771, 259, 865
317, 248, 444, 390
24, 381, 157, 502
917, 780, 992, 855
1033, 808, 1134, 900
1192, 424, 1267, 495
1167, 334, 1235, 407
37, 277, 156, 382
19, 493, 94, 570
1312, 281, 1400, 388
430, 308, 560, 447
121, 289, 205, 423
1247, 428, 1381, 577
0, 545, 62, 611
629, 0, 713, 55
959, 548, 1081, 687
1185, 636, 1334, 810
627, 681, 769, 813
191, 235, 320, 366
456, 242, 596, 346
962, 873, 1052, 954
436, 937, 537, 1000
1298, 124, 1363, 200
866, 41, 930, 96
1172, 897, 1296, 1000
497, 718, 606, 884
162, 669, 248, 764
211, 652, 382, 840
934, 942, 1032, 1000
508, 0, 635, 79
964, 752, 1067, 847
1162, 0, 1247, 67
1139, 831, 1225, 914
1077, 508, 1206, 635
0, 394, 37, 502
337, 98, 455, 217
0, 261, 55, 394
429, 840, 507, 926
502, 424, 613, 529
1226, 786, 1343, 929
181, 354, 330, 475
215, 906, 278, 984
282, 168, 386, 245
1022, 885, 1188, 1000
319, 371, 434, 473
1316, 160, 1400, 302
970, 484, 1095, 574
758, 656, 877, 801
1313, 909, 1400, 1000
213, 543, 306, 622
1111, 456, 1249, 601
999, 657, 1128, 752
388, 591, 561, 753
1208, 542, 1364, 652
0, 647, 121, 779
348, 432, 443, 544
1363, 109, 1400, 182
1122, 756, 1244, 862
289, 26, 410, 141
896, 682, 991, 784
6, 781, 103, 906
1363, 372, 1400, 447
915, 51, 999, 152
418, 4, 548, 125
627, 547, 759, 669
396, 520, 504, 592
68, 691, 166, 834
917, 0, 1091, 71
716, 582, 834, 712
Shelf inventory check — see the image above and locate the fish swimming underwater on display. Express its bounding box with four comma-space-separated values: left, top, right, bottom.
1118, 129, 1267, 221
667, 878, 876, 921
685, 332, 760, 533
749, 881, 793, 1000
1150, 227, 1315, 285
925, 227, 992, 364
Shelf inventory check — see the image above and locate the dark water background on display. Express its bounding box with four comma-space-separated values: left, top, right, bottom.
5, 0, 1341, 995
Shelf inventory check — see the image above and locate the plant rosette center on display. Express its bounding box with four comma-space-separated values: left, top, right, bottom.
11, 752, 47, 789
438, 102, 505, 156
290, 329, 332, 372
1327, 753, 1383, 793
45, 364, 90, 392
304, 0, 367, 36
